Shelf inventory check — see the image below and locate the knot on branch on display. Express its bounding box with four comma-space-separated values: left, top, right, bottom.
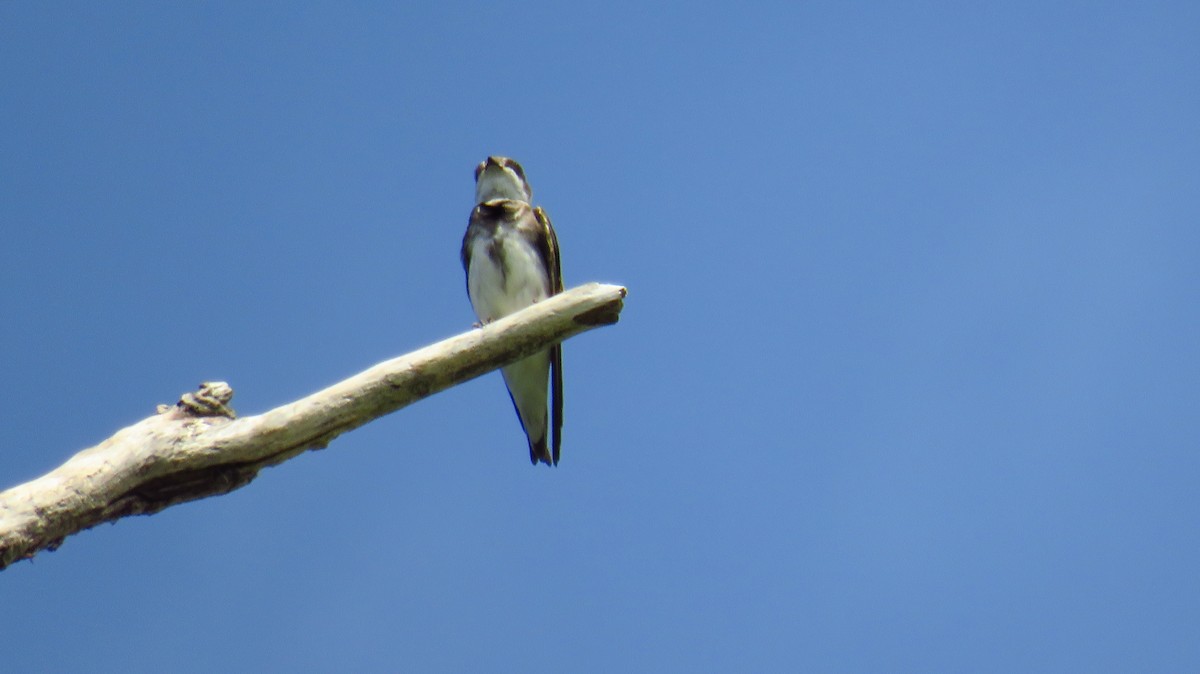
157, 381, 237, 419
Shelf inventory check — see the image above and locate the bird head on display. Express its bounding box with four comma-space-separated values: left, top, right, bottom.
474, 156, 533, 204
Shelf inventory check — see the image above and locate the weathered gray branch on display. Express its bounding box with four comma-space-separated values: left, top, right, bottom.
0, 282, 627, 571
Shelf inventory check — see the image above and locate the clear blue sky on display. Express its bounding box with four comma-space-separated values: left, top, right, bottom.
2, 2, 1197, 671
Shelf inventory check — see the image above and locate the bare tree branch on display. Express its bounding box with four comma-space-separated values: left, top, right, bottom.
0, 282, 627, 571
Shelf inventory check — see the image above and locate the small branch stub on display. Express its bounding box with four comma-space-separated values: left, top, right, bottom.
156, 381, 237, 418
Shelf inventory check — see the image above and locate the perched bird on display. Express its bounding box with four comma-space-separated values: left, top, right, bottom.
462, 157, 564, 466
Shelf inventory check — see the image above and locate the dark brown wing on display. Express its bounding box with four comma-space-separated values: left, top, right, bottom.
535, 206, 564, 464
535, 207, 563, 294
461, 206, 479, 281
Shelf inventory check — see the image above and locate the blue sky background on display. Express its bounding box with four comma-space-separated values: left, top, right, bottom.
2, 2, 1198, 671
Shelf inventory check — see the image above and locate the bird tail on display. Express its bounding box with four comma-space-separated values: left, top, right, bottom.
529, 435, 553, 466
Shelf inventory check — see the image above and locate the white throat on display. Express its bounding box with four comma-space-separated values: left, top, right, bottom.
475, 168, 531, 204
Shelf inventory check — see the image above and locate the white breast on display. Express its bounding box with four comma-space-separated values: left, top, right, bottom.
467, 232, 549, 323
